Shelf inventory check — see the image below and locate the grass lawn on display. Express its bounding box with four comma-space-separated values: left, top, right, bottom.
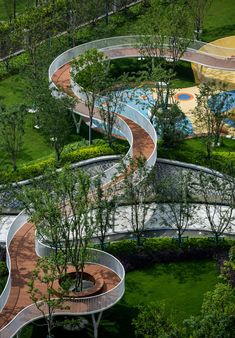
0, 0, 33, 21
110, 58, 195, 88
158, 137, 235, 170
203, 0, 235, 42
20, 259, 219, 338
0, 74, 112, 172
0, 0, 235, 172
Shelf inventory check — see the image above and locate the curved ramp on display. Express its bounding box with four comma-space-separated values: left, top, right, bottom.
2, 35, 234, 337
0, 216, 124, 338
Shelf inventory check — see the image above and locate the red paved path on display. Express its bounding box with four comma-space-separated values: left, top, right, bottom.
0, 223, 120, 331
52, 63, 155, 160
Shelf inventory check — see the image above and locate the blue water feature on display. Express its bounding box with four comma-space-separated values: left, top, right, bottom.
177, 93, 192, 100
117, 87, 194, 135
209, 90, 235, 127
93, 88, 235, 137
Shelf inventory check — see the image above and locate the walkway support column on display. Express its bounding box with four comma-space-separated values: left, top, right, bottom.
91, 311, 103, 338
16, 329, 21, 338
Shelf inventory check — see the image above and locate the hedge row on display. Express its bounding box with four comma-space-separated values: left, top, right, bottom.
3, 142, 127, 183
107, 237, 235, 272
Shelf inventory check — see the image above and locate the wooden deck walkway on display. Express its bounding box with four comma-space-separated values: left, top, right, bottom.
0, 222, 120, 332
52, 63, 155, 160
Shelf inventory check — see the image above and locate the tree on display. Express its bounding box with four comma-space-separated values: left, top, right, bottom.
155, 171, 198, 245
72, 48, 108, 145
194, 170, 235, 243
98, 82, 125, 146
155, 101, 189, 147
221, 245, 235, 288
28, 253, 69, 338
138, 0, 193, 69
20, 167, 93, 291
133, 303, 181, 338
165, 2, 193, 67
118, 156, 154, 246
0, 103, 26, 171
3, 0, 16, 22
187, 0, 212, 40
193, 81, 234, 160
36, 88, 74, 162
133, 62, 190, 146
91, 175, 117, 250
136, 64, 176, 124
184, 283, 235, 338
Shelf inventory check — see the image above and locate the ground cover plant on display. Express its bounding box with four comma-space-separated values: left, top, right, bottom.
157, 137, 235, 172
0, 251, 7, 294
0, 0, 33, 21
109, 59, 195, 89
0, 71, 128, 181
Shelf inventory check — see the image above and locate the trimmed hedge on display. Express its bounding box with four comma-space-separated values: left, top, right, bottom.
107, 237, 235, 272
2, 142, 127, 183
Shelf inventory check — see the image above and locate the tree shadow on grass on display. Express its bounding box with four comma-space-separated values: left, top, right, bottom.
203, 24, 235, 42
131, 260, 218, 284
100, 304, 138, 338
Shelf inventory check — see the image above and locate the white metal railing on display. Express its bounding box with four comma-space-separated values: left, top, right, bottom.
49, 36, 235, 86
48, 35, 235, 182
0, 239, 125, 338
0, 211, 28, 311
49, 36, 158, 181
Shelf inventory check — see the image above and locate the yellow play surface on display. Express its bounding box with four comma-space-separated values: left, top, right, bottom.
192, 36, 235, 89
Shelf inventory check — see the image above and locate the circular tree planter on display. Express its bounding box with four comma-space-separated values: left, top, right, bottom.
59, 271, 104, 298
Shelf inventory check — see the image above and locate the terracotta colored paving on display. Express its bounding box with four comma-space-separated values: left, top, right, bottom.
104, 47, 235, 70
0, 223, 40, 330
52, 63, 155, 160
0, 222, 120, 332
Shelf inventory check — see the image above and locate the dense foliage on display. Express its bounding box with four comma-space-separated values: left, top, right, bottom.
107, 237, 235, 271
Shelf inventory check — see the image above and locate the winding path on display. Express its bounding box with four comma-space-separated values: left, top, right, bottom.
1, 35, 235, 338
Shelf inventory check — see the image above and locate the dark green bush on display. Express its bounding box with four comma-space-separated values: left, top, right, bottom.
0, 261, 7, 276
2, 143, 125, 183
142, 237, 178, 252
108, 239, 139, 256
107, 237, 235, 272
4, 158, 55, 182
60, 144, 117, 165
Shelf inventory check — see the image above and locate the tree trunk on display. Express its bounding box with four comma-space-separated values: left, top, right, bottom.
206, 142, 211, 160
214, 232, 219, 245
101, 240, 105, 251
55, 148, 61, 163
136, 233, 141, 246
12, 159, 17, 172
178, 232, 182, 246
13, 0, 16, 20
105, 1, 109, 25
89, 117, 93, 145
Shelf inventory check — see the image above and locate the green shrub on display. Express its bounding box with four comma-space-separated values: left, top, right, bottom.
1, 143, 126, 183
142, 237, 178, 252
0, 261, 8, 276
108, 239, 139, 256
60, 145, 116, 165
229, 245, 235, 262
4, 158, 55, 182
107, 237, 235, 271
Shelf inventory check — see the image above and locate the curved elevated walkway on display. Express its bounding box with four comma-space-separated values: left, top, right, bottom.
0, 216, 124, 338
52, 63, 155, 160
1, 35, 234, 337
